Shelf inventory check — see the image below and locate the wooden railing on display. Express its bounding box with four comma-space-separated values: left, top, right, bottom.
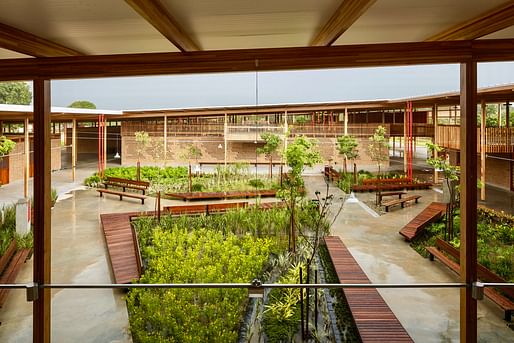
436, 125, 514, 153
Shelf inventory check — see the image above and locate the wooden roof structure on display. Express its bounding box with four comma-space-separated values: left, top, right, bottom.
2, 1, 514, 343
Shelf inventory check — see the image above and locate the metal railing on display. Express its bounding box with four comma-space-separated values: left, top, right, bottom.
2, 281, 513, 302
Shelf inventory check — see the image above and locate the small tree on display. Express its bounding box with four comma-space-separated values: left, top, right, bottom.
134, 131, 150, 181
336, 135, 359, 174
366, 126, 389, 177
0, 82, 31, 105
257, 132, 281, 179
426, 142, 460, 241
281, 136, 322, 254
181, 144, 203, 192
68, 100, 96, 109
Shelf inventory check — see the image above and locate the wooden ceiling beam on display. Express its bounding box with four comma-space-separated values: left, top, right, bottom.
0, 22, 82, 57
311, 0, 377, 46
1, 39, 514, 81
427, 1, 514, 41
124, 0, 200, 52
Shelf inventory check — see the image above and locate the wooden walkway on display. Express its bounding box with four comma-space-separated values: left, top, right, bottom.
100, 202, 285, 284
100, 212, 142, 284
399, 202, 446, 242
324, 236, 413, 342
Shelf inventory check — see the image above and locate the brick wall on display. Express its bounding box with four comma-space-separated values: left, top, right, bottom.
8, 138, 61, 183
120, 134, 383, 168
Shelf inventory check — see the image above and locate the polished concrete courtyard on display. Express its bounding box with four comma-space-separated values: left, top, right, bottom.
0, 168, 512, 342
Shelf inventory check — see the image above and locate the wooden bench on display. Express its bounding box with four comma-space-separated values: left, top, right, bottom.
426, 238, 514, 321
352, 182, 432, 193
103, 177, 150, 194
97, 188, 147, 204
97, 177, 150, 204
376, 191, 407, 205
164, 204, 207, 215
164, 202, 248, 215
206, 202, 248, 214
166, 189, 277, 201
0, 241, 31, 308
324, 236, 413, 342
382, 195, 421, 212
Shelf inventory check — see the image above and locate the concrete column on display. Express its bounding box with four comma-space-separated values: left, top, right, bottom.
480, 100, 486, 200
16, 198, 31, 235
24, 117, 30, 197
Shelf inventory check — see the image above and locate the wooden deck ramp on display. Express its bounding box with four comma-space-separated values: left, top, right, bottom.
399, 202, 446, 242
324, 236, 413, 343
100, 212, 142, 284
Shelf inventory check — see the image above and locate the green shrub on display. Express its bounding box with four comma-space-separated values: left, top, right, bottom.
191, 183, 203, 192
249, 178, 265, 189
127, 227, 273, 342
84, 174, 102, 187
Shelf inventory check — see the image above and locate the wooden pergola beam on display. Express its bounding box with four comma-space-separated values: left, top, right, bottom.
0, 22, 82, 57
124, 0, 200, 52
311, 0, 377, 46
427, 2, 514, 41
0, 39, 513, 81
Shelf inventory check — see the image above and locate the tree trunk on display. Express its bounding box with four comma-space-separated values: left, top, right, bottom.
343, 157, 347, 174
136, 161, 141, 181
269, 156, 273, 179
188, 164, 192, 192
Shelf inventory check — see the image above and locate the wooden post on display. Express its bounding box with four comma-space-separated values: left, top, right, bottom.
103, 119, 107, 169
433, 105, 439, 183
344, 107, 348, 135
224, 113, 228, 166
24, 117, 30, 198
480, 101, 486, 201
498, 104, 502, 127
459, 61, 478, 343
506, 101, 510, 128
33, 78, 52, 343
163, 115, 167, 161
403, 108, 408, 173
72, 119, 77, 181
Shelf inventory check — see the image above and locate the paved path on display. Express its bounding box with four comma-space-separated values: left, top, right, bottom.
303, 175, 513, 343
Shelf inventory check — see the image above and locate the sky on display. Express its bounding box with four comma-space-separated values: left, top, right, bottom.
50, 62, 514, 111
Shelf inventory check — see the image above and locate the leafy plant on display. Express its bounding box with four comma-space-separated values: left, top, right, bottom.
0, 136, 16, 156
257, 132, 282, 178
336, 135, 359, 174
366, 126, 389, 177
127, 226, 274, 342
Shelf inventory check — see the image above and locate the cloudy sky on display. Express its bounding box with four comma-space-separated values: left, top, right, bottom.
50, 62, 514, 110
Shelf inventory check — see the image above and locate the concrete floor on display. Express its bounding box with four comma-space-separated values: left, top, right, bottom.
303, 175, 513, 343
0, 167, 513, 342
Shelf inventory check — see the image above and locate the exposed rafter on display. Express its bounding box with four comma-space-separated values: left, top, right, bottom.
124, 0, 200, 52
0, 39, 514, 81
427, 1, 514, 41
311, 0, 377, 46
0, 23, 82, 57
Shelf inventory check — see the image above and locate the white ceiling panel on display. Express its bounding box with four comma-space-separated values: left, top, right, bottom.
334, 0, 508, 45
481, 25, 514, 40
162, 0, 340, 49
0, 48, 31, 59
0, 0, 178, 55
